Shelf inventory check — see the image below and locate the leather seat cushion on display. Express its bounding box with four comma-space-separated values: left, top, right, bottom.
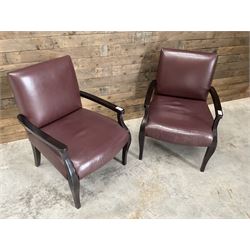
145, 95, 214, 146
41, 108, 129, 179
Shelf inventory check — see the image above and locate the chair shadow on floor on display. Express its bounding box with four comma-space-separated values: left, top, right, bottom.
145, 138, 206, 171
117, 131, 207, 171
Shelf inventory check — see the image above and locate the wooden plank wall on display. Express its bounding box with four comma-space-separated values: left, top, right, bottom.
0, 31, 249, 143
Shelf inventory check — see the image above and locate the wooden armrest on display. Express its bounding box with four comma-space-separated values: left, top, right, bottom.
18, 114, 67, 154
80, 91, 125, 114
209, 86, 223, 118
144, 80, 156, 108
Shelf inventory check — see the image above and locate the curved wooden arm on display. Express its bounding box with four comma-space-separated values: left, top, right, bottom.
139, 80, 157, 137
80, 91, 125, 114
209, 86, 223, 118
17, 114, 67, 154
209, 86, 223, 131
80, 91, 128, 130
144, 80, 156, 108
18, 114, 79, 191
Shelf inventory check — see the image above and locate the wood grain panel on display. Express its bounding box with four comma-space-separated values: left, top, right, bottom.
0, 31, 249, 143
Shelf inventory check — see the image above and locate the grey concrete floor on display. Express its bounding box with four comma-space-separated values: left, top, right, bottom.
0, 98, 250, 218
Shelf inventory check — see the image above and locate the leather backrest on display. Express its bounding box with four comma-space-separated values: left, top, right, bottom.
156, 48, 218, 100
8, 56, 82, 127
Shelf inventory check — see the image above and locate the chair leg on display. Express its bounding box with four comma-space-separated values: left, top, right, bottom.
63, 157, 81, 209
139, 127, 145, 160
68, 173, 81, 209
31, 144, 41, 167
200, 139, 217, 172
122, 135, 131, 165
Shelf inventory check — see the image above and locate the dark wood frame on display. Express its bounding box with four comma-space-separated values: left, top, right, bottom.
138, 80, 223, 172
200, 86, 223, 171
18, 91, 131, 209
139, 80, 156, 160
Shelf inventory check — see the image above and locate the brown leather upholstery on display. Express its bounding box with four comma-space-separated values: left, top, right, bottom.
8, 56, 81, 127
8, 55, 131, 208
140, 48, 222, 172
139, 48, 223, 172
156, 48, 217, 101
8, 56, 130, 180
41, 108, 129, 179
145, 95, 214, 146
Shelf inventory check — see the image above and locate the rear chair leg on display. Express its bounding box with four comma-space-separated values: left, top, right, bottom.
31, 144, 41, 167
200, 138, 217, 172
139, 127, 145, 160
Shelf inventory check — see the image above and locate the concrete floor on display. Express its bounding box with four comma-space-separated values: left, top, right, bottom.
0, 98, 249, 218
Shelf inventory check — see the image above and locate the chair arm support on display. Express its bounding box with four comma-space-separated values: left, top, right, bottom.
80, 91, 125, 115
144, 80, 156, 108
80, 91, 129, 131
17, 114, 68, 155
139, 80, 157, 134
209, 87, 223, 132
209, 86, 223, 118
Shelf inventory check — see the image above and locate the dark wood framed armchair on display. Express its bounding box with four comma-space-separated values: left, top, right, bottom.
139, 48, 223, 172
8, 56, 131, 208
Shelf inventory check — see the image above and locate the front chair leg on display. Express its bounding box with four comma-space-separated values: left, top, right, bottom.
122, 134, 131, 165
200, 139, 217, 172
68, 172, 81, 209
139, 126, 145, 160
31, 144, 41, 167
64, 158, 81, 209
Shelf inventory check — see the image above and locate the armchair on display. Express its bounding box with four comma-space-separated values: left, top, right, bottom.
8, 55, 131, 208
139, 48, 223, 172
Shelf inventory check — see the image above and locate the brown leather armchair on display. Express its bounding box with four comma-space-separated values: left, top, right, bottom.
139, 48, 223, 172
8, 56, 131, 208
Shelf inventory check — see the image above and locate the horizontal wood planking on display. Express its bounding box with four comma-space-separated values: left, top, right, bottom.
0, 31, 249, 143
